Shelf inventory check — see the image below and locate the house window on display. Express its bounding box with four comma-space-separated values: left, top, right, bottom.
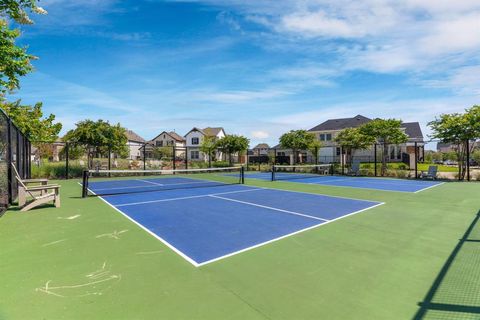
156, 141, 163, 147
191, 150, 199, 159
336, 147, 341, 156
319, 134, 325, 141
191, 137, 199, 145
319, 133, 332, 141
277, 152, 286, 156
167, 140, 173, 146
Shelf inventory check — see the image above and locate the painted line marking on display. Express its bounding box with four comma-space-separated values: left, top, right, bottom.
115, 188, 263, 207
196, 201, 386, 266
209, 195, 329, 222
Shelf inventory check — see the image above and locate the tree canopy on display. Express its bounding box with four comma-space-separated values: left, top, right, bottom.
2, 100, 62, 142
360, 119, 408, 176
429, 105, 480, 180
64, 120, 128, 160
335, 127, 375, 166
279, 130, 320, 164
215, 135, 249, 165
199, 136, 218, 164
0, 0, 46, 95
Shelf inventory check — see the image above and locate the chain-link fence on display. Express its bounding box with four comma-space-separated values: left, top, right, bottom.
0, 108, 31, 215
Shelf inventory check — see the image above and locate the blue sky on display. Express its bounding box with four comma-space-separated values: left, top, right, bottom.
8, 0, 480, 148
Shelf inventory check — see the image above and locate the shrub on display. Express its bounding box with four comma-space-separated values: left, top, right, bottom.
212, 161, 230, 168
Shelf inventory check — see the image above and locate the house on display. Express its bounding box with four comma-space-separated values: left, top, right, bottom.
252, 143, 270, 155
149, 131, 186, 148
437, 140, 480, 153
308, 115, 425, 165
126, 130, 146, 160
184, 127, 226, 161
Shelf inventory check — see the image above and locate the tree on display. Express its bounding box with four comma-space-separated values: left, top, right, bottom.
360, 119, 408, 176
429, 105, 480, 180
335, 127, 375, 167
215, 135, 250, 165
279, 130, 319, 164
199, 136, 217, 167
0, 0, 47, 95
152, 146, 173, 160
2, 100, 62, 142
64, 120, 128, 169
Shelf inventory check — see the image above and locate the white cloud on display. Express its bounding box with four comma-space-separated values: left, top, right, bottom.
251, 130, 270, 139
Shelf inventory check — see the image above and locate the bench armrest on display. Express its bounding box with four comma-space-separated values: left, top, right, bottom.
26, 184, 60, 192
22, 179, 48, 184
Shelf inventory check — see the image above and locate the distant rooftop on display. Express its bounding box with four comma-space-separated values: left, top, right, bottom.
126, 130, 145, 143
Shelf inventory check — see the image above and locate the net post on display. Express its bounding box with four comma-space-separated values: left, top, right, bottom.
82, 170, 89, 198
271, 165, 275, 181
467, 140, 470, 181
240, 166, 245, 184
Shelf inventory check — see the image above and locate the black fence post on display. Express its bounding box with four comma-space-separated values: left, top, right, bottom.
65, 142, 69, 179
108, 146, 111, 177
466, 140, 470, 181
173, 145, 176, 172
143, 144, 146, 171
274, 149, 277, 165
414, 141, 418, 179
185, 147, 189, 170
374, 144, 377, 177
6, 118, 12, 204
341, 147, 345, 175
82, 170, 88, 198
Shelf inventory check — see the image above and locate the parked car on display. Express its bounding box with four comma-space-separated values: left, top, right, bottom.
444, 160, 458, 165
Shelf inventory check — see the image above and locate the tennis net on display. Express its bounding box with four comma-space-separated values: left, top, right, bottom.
82, 166, 245, 197
271, 164, 332, 181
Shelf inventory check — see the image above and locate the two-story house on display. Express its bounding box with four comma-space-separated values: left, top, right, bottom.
184, 127, 226, 161
126, 130, 146, 160
142, 131, 185, 160
252, 143, 270, 156
308, 115, 425, 165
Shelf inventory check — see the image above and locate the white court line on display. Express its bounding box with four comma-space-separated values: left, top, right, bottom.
209, 195, 329, 222
196, 201, 385, 266
87, 188, 201, 267
137, 179, 164, 186
115, 188, 263, 207
277, 179, 443, 194
414, 182, 446, 193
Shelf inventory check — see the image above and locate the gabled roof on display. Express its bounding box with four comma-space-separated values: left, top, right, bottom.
253, 143, 270, 149
126, 130, 145, 143
202, 127, 225, 137
150, 131, 185, 142
401, 122, 423, 141
308, 115, 371, 131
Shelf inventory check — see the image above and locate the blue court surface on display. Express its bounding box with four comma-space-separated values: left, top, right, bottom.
88, 178, 382, 266
245, 172, 444, 193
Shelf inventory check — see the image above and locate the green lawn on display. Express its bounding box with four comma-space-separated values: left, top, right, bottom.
1, 178, 479, 319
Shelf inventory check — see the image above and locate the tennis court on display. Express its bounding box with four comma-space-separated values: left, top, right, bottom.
246, 170, 443, 193
85, 170, 382, 266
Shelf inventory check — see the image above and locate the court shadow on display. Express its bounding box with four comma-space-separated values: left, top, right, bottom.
413, 210, 480, 319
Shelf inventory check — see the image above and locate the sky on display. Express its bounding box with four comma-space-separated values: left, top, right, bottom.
8, 0, 480, 148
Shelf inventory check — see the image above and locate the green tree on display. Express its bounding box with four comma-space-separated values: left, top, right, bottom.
64, 120, 128, 169
199, 136, 217, 167
215, 135, 250, 165
0, 0, 47, 95
429, 105, 480, 180
152, 146, 173, 160
360, 119, 408, 176
335, 127, 375, 167
279, 130, 319, 164
2, 100, 62, 142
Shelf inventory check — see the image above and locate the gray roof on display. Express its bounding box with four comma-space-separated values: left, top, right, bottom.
202, 127, 225, 137
308, 115, 371, 131
167, 131, 185, 142
401, 122, 423, 141
253, 143, 270, 149
126, 130, 145, 143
